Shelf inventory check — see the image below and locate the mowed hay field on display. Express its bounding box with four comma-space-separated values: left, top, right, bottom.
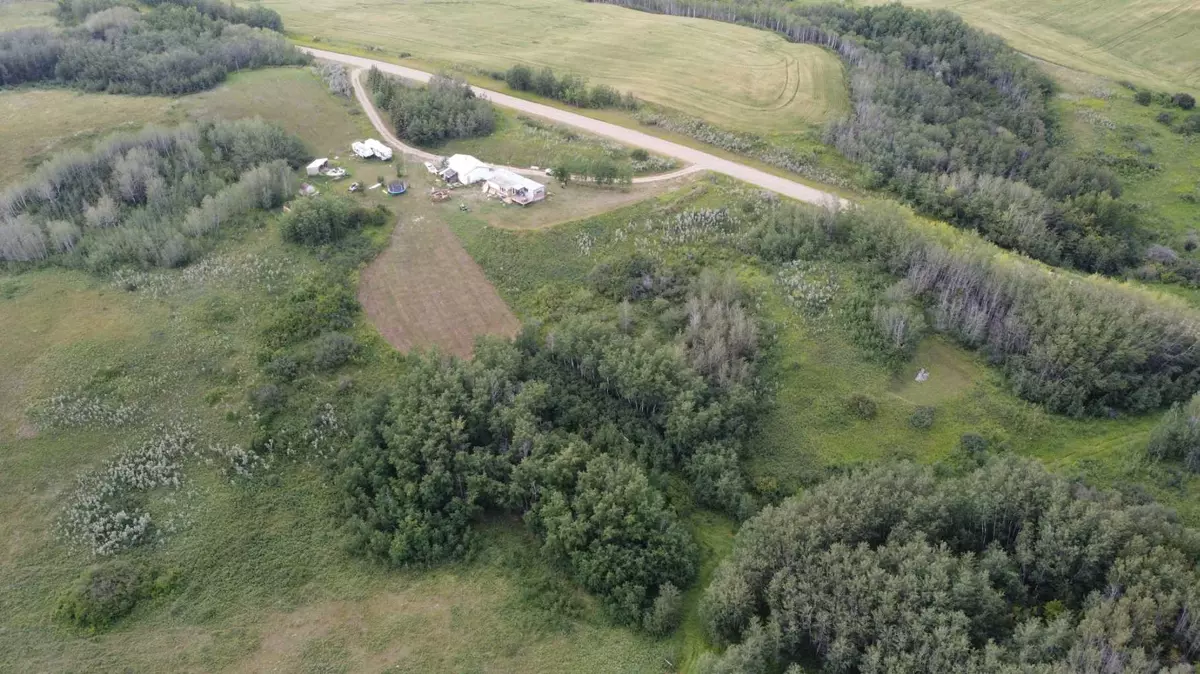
265, 0, 848, 133
359, 212, 521, 359
874, 0, 1200, 90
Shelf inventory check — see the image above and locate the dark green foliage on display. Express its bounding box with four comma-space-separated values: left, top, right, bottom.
908, 405, 935, 429
1157, 111, 1175, 125
552, 155, 632, 186
261, 273, 359, 350
700, 459, 1200, 671
642, 581, 683, 636
0, 120, 303, 269
503, 63, 638, 109
1174, 93, 1197, 110
1, 3, 303, 93
1147, 393, 1200, 471
280, 197, 387, 247
337, 343, 531, 566
142, 0, 284, 31
846, 393, 877, 420
366, 69, 494, 146
531, 454, 697, 623
630, 148, 650, 162
1180, 113, 1200, 135
959, 432, 989, 455
741, 202, 1200, 416
588, 252, 680, 301
55, 560, 151, 631
1135, 90, 1153, 106
309, 332, 359, 371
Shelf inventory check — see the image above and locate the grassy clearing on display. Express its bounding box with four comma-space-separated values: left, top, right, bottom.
266, 0, 848, 133
0, 0, 55, 30
1046, 63, 1200, 248
870, 0, 1200, 90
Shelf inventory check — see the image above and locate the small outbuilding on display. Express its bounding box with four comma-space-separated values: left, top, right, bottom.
306, 158, 330, 176
441, 154, 492, 185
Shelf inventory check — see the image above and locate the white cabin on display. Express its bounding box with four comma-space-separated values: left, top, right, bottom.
483, 168, 545, 205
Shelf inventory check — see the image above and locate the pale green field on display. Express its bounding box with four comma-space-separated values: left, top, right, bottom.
264, 0, 849, 133
0, 0, 55, 29
875, 0, 1200, 90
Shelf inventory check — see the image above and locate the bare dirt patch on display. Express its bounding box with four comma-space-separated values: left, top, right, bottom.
359, 215, 520, 358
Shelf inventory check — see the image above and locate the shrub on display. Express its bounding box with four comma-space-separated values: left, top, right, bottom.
1173, 93, 1196, 110
367, 70, 495, 146
55, 560, 146, 631
310, 332, 358, 370
1147, 392, 1200, 471
264, 354, 299, 381
630, 148, 650, 162
959, 432, 989, 455
248, 383, 284, 415
1157, 111, 1175, 125
280, 197, 386, 247
909, 405, 935, 430
1180, 113, 1200, 135
846, 393, 878, 420
642, 582, 684, 636
1134, 90, 1153, 106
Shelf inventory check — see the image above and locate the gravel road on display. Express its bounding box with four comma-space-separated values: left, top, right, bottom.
305, 47, 847, 205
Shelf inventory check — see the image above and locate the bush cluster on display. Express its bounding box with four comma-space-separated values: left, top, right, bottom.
502, 64, 638, 110
2, 2, 303, 94
0, 120, 306, 270
366, 68, 494, 146
280, 197, 388, 247
699, 458, 1200, 672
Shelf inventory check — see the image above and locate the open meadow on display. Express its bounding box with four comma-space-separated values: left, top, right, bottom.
873, 0, 1200, 90
0, 65, 688, 672
7, 0, 1200, 669
264, 0, 849, 134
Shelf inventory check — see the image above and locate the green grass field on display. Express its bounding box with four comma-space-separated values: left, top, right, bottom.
1045, 63, 1200, 249
265, 0, 849, 133
0, 0, 55, 29
873, 0, 1200, 90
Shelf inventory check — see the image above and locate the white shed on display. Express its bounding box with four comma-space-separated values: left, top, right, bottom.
443, 154, 492, 185
306, 158, 330, 177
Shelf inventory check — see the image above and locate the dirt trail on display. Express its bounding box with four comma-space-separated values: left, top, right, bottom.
307, 47, 844, 204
